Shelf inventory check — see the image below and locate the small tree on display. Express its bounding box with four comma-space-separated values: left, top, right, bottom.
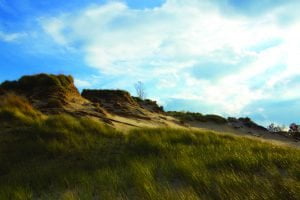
289, 123, 299, 132
288, 123, 300, 138
268, 123, 276, 132
268, 123, 284, 133
134, 81, 146, 99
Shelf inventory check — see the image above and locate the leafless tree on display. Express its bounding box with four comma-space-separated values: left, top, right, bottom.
134, 81, 146, 99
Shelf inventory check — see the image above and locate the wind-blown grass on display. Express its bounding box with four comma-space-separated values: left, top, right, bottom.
0, 93, 43, 126
0, 95, 299, 199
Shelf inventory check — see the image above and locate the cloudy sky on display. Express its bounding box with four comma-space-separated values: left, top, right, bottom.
1, 0, 300, 126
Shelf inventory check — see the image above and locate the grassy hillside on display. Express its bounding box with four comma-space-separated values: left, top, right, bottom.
0, 94, 300, 199
167, 111, 228, 124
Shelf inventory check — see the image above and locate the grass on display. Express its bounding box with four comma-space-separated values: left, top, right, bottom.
0, 74, 77, 110
167, 111, 228, 124
0, 93, 43, 126
0, 73, 74, 92
0, 95, 300, 199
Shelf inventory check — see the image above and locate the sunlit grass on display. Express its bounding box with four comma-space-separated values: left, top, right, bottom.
0, 95, 299, 199
0, 93, 43, 126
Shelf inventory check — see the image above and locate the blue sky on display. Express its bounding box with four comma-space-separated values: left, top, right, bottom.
1, 0, 300, 126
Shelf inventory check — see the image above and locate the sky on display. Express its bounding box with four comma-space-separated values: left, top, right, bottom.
0, 0, 300, 126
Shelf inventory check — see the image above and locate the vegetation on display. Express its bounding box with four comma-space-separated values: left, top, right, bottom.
0, 95, 300, 199
0, 73, 74, 92
167, 111, 228, 124
133, 97, 164, 112
268, 123, 285, 133
0, 93, 43, 126
267, 123, 300, 140
134, 81, 146, 99
0, 74, 76, 110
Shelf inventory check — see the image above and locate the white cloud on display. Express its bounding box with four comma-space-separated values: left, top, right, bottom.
41, 0, 300, 116
41, 18, 68, 45
74, 78, 92, 88
0, 31, 26, 42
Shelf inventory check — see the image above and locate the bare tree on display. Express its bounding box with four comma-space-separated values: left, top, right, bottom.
134, 81, 146, 99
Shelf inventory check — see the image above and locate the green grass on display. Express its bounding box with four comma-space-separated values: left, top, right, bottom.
0, 95, 300, 199
0, 93, 43, 126
167, 111, 228, 124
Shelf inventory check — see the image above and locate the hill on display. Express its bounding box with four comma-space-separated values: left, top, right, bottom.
0, 74, 300, 199
1, 74, 299, 145
0, 74, 107, 118
82, 89, 152, 119
0, 94, 299, 199
0, 74, 177, 128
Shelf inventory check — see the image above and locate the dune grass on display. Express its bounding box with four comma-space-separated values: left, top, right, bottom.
0, 93, 43, 126
167, 111, 228, 124
0, 95, 300, 199
0, 74, 74, 92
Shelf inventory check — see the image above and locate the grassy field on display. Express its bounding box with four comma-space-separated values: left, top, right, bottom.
0, 94, 300, 199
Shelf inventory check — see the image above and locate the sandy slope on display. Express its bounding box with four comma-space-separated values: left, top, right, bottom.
108, 113, 185, 131
183, 121, 300, 148
106, 115, 300, 148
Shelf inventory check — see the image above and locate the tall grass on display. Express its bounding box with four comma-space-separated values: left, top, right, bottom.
0, 95, 299, 199
0, 93, 42, 126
